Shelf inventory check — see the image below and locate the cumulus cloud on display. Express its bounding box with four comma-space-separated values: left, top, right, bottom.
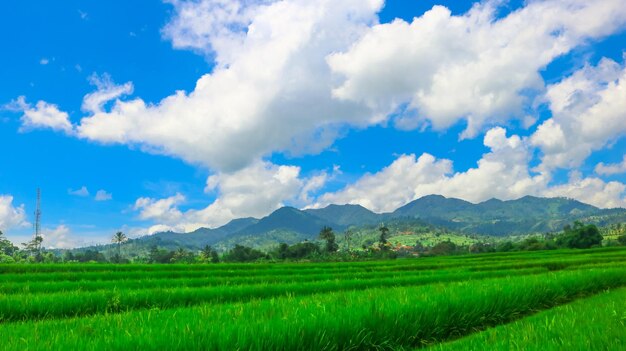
134, 193, 186, 224
9, 96, 74, 134
82, 73, 133, 114
314, 127, 548, 212
71, 0, 382, 171
595, 155, 626, 175
543, 172, 626, 209
14, 1, 626, 172
532, 57, 626, 170
314, 127, 625, 211
42, 225, 72, 249
0, 195, 29, 230
329, 0, 626, 138
10, 1, 626, 230
95, 190, 113, 201
133, 160, 328, 232
68, 186, 90, 197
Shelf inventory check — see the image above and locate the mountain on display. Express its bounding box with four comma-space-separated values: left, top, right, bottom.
304, 204, 380, 226
392, 195, 475, 218
389, 195, 605, 235
149, 217, 260, 247
232, 207, 335, 238
65, 195, 626, 255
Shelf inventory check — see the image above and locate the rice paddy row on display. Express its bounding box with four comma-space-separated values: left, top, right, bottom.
431, 286, 626, 350
1, 247, 624, 350
1, 267, 625, 350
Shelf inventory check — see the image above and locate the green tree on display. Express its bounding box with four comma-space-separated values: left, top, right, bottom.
0, 230, 19, 256
344, 229, 354, 252
171, 248, 195, 263
430, 241, 457, 256
496, 241, 515, 252
223, 245, 267, 262
148, 246, 175, 264
378, 224, 390, 250
318, 226, 338, 253
22, 235, 43, 261
617, 234, 626, 246
111, 231, 128, 261
556, 222, 603, 249
276, 243, 289, 259
210, 250, 220, 263
200, 245, 219, 263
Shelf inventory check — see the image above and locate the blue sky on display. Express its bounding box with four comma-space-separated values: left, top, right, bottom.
1, 0, 625, 248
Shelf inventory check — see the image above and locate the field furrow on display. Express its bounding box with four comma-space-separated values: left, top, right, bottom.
0, 267, 624, 350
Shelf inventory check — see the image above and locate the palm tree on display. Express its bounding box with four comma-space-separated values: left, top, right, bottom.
111, 231, 127, 261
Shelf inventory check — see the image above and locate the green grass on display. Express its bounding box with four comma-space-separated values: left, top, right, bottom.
388, 233, 478, 247
0, 267, 548, 322
1, 267, 625, 350
0, 248, 624, 349
431, 286, 626, 350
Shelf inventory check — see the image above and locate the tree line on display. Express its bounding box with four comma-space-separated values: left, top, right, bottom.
1, 221, 625, 264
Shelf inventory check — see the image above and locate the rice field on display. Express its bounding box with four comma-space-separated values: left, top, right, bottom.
1, 247, 625, 350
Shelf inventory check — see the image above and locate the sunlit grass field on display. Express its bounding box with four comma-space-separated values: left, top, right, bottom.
1, 247, 625, 350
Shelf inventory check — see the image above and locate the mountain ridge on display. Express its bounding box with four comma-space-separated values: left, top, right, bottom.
69, 195, 625, 253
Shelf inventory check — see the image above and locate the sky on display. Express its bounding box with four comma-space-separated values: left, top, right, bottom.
0, 0, 625, 248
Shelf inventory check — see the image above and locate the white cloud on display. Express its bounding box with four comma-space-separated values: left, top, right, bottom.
82, 73, 133, 114
328, 0, 626, 138
95, 190, 112, 201
42, 225, 72, 249
68, 186, 90, 197
314, 127, 625, 211
544, 172, 626, 209
39, 58, 49, 65
10, 0, 626, 231
314, 127, 548, 212
133, 160, 328, 232
532, 57, 626, 170
0, 195, 29, 230
595, 155, 626, 175
10, 96, 74, 134
65, 0, 383, 171
16, 1, 626, 173
134, 193, 186, 224
311, 153, 452, 212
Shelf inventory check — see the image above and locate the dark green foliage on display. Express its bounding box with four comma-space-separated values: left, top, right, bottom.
200, 245, 219, 263
518, 237, 553, 251
21, 236, 44, 260
148, 246, 175, 264
495, 241, 515, 252
274, 241, 321, 260
617, 235, 626, 246
318, 226, 338, 253
0, 230, 18, 256
223, 245, 267, 262
469, 242, 495, 254
378, 224, 390, 249
170, 248, 196, 263
68, 250, 107, 263
430, 241, 458, 256
557, 222, 603, 249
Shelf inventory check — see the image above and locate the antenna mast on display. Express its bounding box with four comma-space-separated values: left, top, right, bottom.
34, 188, 41, 239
